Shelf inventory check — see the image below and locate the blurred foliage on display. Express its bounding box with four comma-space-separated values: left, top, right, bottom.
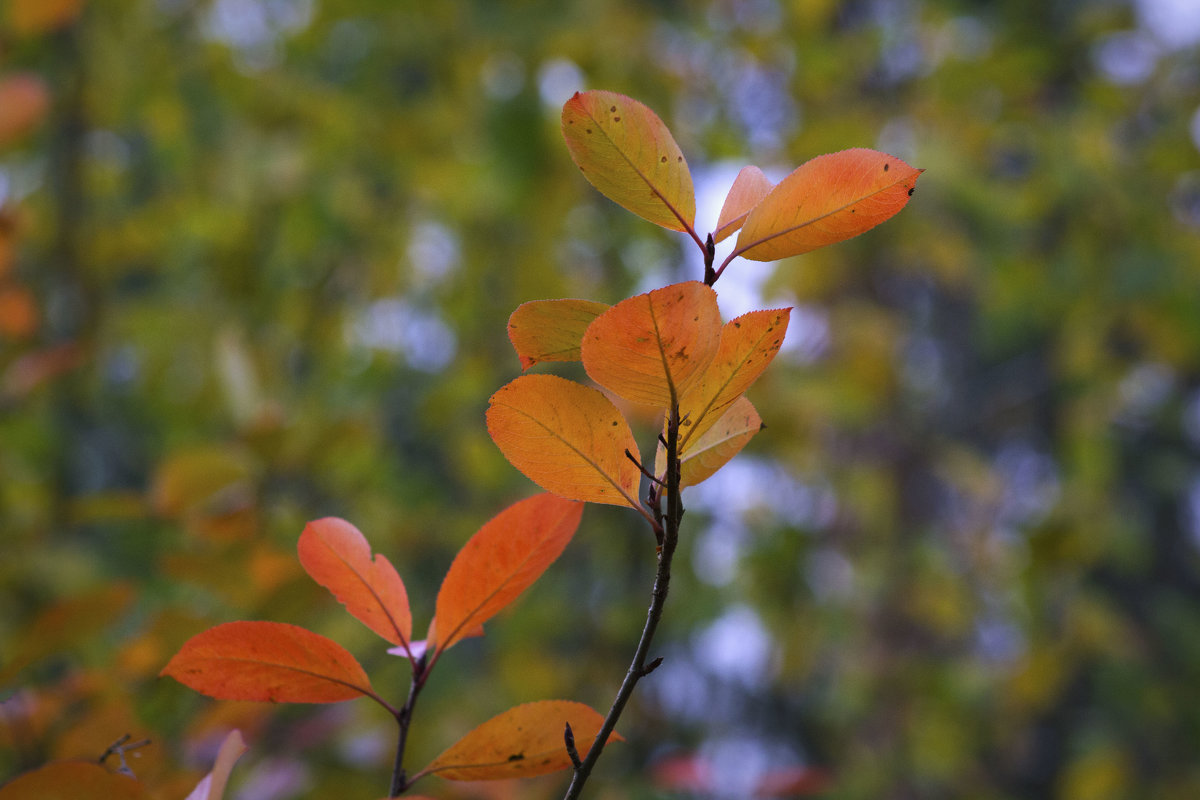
2, 0, 1200, 798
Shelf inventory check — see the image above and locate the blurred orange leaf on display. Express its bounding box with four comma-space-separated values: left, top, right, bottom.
0, 74, 49, 146
184, 729, 248, 800
581, 281, 721, 407
657, 397, 762, 487
421, 701, 620, 781
298, 517, 412, 648
507, 298, 610, 370
5, 0, 85, 35
735, 149, 921, 261
161, 621, 374, 704
0, 761, 143, 799
487, 374, 641, 508
713, 166, 773, 243
0, 342, 86, 402
429, 493, 582, 653
677, 308, 790, 449
0, 283, 38, 338
562, 90, 695, 232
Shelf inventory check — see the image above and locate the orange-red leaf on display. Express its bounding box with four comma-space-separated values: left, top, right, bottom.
0, 762, 144, 800
507, 299, 610, 370
184, 729, 248, 800
657, 397, 762, 487
429, 494, 582, 652
582, 281, 721, 407
713, 166, 773, 243
161, 621, 374, 704
298, 517, 411, 647
677, 308, 790, 449
562, 90, 695, 232
5, 0, 86, 36
735, 149, 922, 261
422, 701, 621, 781
0, 74, 49, 147
487, 374, 641, 508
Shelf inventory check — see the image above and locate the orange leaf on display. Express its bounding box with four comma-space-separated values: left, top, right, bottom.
713, 166, 773, 243
184, 729, 248, 800
0, 284, 38, 339
582, 281, 721, 407
0, 74, 49, 147
161, 621, 374, 704
298, 517, 411, 647
0, 761, 143, 800
429, 494, 582, 652
5, 0, 85, 36
677, 308, 790, 449
562, 90, 695, 232
507, 299, 610, 370
657, 397, 762, 488
487, 374, 641, 508
422, 701, 621, 781
735, 149, 922, 261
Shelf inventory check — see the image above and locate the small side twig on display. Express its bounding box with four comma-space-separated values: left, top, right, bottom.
564, 722, 582, 770
98, 734, 151, 778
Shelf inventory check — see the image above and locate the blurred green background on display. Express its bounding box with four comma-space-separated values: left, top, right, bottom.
2, 0, 1200, 798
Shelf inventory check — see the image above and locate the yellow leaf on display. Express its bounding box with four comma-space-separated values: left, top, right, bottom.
507, 298, 610, 370
562, 90, 695, 232
657, 397, 763, 487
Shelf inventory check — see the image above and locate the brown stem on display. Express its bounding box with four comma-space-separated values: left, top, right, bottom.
562, 405, 684, 799
389, 654, 429, 797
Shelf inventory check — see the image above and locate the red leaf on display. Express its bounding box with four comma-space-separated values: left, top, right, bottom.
429, 494, 582, 652
735, 149, 922, 261
298, 517, 412, 647
161, 621, 374, 704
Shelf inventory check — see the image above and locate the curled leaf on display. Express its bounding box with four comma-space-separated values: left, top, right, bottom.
298, 517, 412, 647
562, 90, 695, 232
422, 700, 621, 781
184, 729, 248, 800
735, 149, 922, 261
713, 166, 773, 243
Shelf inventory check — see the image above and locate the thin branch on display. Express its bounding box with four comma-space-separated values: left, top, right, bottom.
389, 653, 430, 797
625, 448, 665, 487
564, 722, 582, 770
562, 404, 685, 800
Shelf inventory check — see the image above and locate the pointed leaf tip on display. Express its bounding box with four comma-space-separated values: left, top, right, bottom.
562, 90, 696, 232
713, 165, 773, 243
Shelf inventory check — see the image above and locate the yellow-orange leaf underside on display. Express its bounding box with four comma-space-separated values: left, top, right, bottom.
582, 281, 721, 407
507, 298, 610, 370
735, 148, 922, 261
298, 517, 412, 648
487, 374, 641, 508
678, 308, 790, 450
713, 165, 773, 244
422, 700, 621, 781
161, 621, 374, 704
657, 396, 763, 488
562, 90, 695, 232
429, 493, 582, 652
0, 762, 144, 800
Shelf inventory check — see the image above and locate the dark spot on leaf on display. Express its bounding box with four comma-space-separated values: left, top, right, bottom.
508, 753, 525, 762
884, 163, 890, 172
661, 156, 667, 163
734, 322, 741, 328
610, 106, 616, 112
613, 116, 621, 122
677, 156, 683, 162
612, 421, 618, 427
908, 187, 914, 196
586, 128, 592, 134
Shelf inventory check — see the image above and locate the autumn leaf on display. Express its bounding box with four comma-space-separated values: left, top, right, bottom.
5, 0, 85, 36
657, 397, 763, 487
581, 281, 721, 407
298, 517, 412, 648
734, 149, 922, 261
677, 308, 790, 449
0, 74, 49, 147
429, 493, 582, 652
713, 166, 774, 243
562, 90, 695, 232
420, 701, 621, 781
184, 729, 248, 800
161, 621, 375, 704
507, 298, 610, 370
0, 761, 144, 800
487, 374, 642, 508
